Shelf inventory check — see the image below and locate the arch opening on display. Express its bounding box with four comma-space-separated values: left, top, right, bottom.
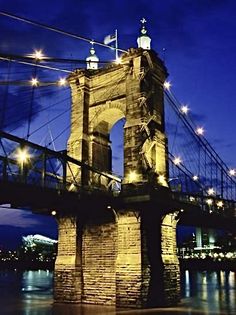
90, 106, 125, 188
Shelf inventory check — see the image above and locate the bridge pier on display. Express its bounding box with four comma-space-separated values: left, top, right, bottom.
116, 211, 144, 308
116, 210, 180, 308
54, 209, 180, 308
160, 212, 181, 305
54, 216, 82, 303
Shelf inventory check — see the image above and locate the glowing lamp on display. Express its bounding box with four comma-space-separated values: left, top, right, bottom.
180, 105, 189, 114
31, 78, 39, 86
58, 78, 67, 86
196, 127, 204, 136
16, 148, 30, 164
32, 49, 44, 60
163, 81, 171, 90
173, 157, 182, 166
206, 198, 213, 205
217, 200, 224, 208
51, 210, 56, 216
207, 188, 215, 195
192, 175, 199, 181
229, 169, 236, 176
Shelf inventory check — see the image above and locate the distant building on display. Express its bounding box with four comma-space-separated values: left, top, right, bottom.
22, 234, 57, 247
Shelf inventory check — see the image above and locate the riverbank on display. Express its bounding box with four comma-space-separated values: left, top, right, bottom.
1, 259, 236, 272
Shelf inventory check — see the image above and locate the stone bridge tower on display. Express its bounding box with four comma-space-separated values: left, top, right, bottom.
54, 48, 180, 308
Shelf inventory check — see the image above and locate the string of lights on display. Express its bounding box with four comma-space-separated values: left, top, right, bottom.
164, 81, 236, 201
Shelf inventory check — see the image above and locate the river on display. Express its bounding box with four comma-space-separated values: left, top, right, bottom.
0, 269, 235, 314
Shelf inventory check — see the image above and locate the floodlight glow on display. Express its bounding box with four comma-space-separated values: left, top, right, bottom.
51, 210, 56, 216
115, 57, 122, 64
158, 174, 166, 185
193, 175, 199, 181
128, 171, 138, 182
69, 183, 75, 191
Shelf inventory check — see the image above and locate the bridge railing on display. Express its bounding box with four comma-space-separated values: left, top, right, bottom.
166, 158, 236, 216
171, 191, 236, 217
0, 130, 121, 195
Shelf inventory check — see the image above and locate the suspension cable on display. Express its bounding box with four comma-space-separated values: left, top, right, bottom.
0, 11, 127, 53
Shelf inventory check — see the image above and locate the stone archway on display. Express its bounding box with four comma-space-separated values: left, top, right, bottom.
67, 48, 168, 188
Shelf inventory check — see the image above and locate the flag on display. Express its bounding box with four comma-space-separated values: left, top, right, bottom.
104, 33, 116, 45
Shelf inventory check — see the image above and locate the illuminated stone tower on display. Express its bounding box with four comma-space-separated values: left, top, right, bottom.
54, 45, 180, 307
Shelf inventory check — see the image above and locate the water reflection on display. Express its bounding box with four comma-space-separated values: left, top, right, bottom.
181, 270, 236, 315
0, 269, 53, 315
0, 269, 235, 314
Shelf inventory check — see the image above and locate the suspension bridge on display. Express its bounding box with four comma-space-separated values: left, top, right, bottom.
0, 49, 235, 222
0, 12, 236, 308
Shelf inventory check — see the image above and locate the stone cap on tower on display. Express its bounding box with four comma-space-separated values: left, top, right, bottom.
86, 41, 99, 70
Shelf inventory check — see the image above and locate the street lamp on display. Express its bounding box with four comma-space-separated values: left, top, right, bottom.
16, 147, 30, 181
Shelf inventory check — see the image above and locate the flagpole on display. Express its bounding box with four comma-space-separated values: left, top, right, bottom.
115, 29, 118, 60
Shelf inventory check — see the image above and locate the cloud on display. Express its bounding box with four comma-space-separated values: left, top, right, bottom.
0, 208, 55, 228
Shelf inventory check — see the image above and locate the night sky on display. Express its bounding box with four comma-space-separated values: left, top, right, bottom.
0, 0, 236, 248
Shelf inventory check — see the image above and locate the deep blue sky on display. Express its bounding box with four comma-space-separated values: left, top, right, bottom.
0, 0, 236, 247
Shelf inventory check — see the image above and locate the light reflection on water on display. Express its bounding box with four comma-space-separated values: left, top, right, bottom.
180, 270, 236, 314
0, 269, 235, 314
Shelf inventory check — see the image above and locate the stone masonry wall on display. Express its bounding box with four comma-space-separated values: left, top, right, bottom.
54, 216, 82, 303
82, 214, 117, 305
116, 211, 144, 308
161, 213, 181, 305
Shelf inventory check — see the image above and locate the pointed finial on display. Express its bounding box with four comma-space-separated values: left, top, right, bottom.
89, 40, 95, 54
140, 18, 147, 24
